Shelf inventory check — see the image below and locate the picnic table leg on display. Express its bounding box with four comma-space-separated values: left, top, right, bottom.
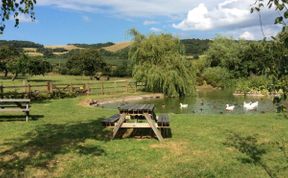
112, 114, 126, 139
144, 113, 163, 141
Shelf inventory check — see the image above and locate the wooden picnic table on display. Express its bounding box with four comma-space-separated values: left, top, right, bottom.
102, 104, 170, 141
0, 99, 31, 121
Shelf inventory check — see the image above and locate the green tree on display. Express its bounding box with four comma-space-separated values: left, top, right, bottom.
0, 45, 20, 77
65, 49, 108, 79
6, 54, 29, 80
0, 0, 37, 33
27, 58, 53, 76
129, 29, 196, 97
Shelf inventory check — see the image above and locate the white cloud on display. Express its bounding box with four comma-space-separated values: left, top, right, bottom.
173, 0, 255, 31
143, 20, 158, 25
150, 27, 162, 32
37, 0, 216, 17
239, 31, 255, 40
224, 25, 281, 40
16, 14, 37, 23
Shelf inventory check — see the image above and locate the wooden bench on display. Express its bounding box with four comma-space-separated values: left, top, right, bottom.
157, 114, 170, 127
157, 114, 171, 138
0, 99, 31, 121
101, 114, 120, 127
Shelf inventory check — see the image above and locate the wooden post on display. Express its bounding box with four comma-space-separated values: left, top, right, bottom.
144, 113, 164, 141
47, 82, 53, 94
126, 80, 128, 93
112, 114, 126, 139
101, 81, 104, 95
114, 81, 117, 93
28, 84, 31, 98
0, 85, 3, 99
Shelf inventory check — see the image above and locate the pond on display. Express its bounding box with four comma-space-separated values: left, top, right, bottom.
104, 89, 276, 114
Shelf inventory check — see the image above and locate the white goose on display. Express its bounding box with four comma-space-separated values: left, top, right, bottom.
180, 103, 188, 109
225, 104, 235, 111
243, 101, 258, 111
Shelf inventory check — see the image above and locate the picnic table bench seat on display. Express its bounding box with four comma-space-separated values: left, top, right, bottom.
0, 99, 31, 121
101, 114, 120, 127
157, 114, 170, 127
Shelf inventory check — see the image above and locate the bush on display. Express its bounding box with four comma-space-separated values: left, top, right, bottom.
202, 67, 232, 88
235, 76, 272, 94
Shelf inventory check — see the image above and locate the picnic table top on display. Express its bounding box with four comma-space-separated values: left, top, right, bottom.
118, 104, 155, 113
0, 99, 31, 103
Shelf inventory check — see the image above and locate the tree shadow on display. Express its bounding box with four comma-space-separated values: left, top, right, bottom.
0, 115, 44, 122
224, 131, 274, 178
114, 128, 172, 140
0, 119, 110, 177
27, 79, 56, 83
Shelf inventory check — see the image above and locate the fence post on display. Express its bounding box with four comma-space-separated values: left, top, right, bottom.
27, 84, 31, 98
47, 82, 53, 94
0, 85, 3, 99
101, 81, 104, 95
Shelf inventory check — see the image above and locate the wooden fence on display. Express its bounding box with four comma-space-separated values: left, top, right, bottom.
0, 80, 145, 99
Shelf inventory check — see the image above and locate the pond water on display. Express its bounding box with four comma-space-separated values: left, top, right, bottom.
104, 89, 276, 114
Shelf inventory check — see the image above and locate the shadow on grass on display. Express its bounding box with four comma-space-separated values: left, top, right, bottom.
224, 131, 275, 178
0, 115, 44, 122
115, 128, 172, 140
27, 79, 56, 83
0, 118, 110, 177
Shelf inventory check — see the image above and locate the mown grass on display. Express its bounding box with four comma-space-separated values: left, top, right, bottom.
0, 73, 131, 86
0, 95, 288, 177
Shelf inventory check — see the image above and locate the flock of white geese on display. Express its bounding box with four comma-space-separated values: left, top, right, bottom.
179, 101, 259, 112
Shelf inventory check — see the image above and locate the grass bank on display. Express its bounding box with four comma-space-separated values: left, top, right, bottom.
0, 96, 288, 177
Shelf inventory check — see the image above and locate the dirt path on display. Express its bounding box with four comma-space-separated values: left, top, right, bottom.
80, 93, 164, 107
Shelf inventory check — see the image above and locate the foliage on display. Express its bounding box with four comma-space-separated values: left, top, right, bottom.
111, 61, 132, 77
6, 54, 30, 80
52, 48, 68, 53
0, 0, 36, 33
235, 76, 272, 95
0, 40, 43, 48
180, 38, 210, 57
63, 49, 108, 78
0, 45, 20, 76
129, 29, 196, 97
202, 67, 232, 88
69, 42, 114, 49
252, 0, 288, 27
36, 47, 54, 58
6, 55, 53, 80
27, 58, 53, 76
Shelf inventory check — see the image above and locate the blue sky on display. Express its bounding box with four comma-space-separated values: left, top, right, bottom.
0, 0, 281, 45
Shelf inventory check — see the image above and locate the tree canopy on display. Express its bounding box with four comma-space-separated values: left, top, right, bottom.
252, 0, 288, 27
63, 49, 109, 79
129, 29, 196, 97
0, 0, 36, 33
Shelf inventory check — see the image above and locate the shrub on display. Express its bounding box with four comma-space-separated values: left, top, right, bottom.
202, 67, 232, 88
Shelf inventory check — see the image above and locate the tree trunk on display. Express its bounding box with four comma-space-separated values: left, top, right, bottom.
4, 69, 8, 77
12, 73, 18, 81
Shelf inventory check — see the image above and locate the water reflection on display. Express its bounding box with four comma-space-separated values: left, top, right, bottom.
104, 89, 275, 114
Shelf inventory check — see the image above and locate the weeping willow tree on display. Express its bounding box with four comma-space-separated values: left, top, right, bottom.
129, 29, 196, 97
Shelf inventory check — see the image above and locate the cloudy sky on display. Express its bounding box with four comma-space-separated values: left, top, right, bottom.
1, 0, 282, 45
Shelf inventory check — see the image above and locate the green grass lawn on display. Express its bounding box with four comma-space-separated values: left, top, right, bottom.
0, 73, 131, 86
0, 95, 288, 177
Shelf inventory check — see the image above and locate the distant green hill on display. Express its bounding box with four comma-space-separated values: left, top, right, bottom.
180, 39, 210, 56
0, 40, 43, 48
